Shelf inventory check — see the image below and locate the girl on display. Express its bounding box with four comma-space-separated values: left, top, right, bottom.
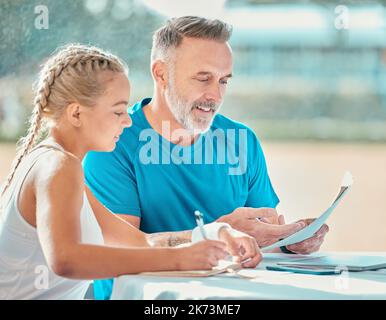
0, 44, 261, 299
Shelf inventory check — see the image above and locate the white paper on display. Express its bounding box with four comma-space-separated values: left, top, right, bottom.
262, 172, 353, 253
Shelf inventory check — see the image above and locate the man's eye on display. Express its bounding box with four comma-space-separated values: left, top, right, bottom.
197, 78, 209, 82
220, 78, 230, 85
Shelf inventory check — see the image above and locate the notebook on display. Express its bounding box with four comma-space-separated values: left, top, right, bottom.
138, 262, 256, 278
276, 255, 386, 272
139, 269, 229, 277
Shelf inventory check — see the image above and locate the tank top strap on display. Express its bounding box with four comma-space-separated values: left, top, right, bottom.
30, 141, 69, 155
0, 141, 71, 218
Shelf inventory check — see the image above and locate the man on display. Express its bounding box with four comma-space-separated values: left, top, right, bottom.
83, 16, 329, 299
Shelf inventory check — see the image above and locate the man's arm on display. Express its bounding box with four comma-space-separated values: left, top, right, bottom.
86, 192, 192, 248
116, 213, 192, 247
146, 230, 192, 247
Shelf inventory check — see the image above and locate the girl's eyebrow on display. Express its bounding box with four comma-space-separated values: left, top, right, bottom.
112, 100, 129, 107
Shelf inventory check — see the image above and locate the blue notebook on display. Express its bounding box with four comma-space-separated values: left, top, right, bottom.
277, 255, 386, 271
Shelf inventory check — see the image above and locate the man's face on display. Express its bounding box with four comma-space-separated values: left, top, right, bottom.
164, 37, 233, 133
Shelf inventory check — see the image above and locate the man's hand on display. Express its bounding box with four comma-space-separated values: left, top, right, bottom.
217, 207, 305, 248
218, 227, 262, 268
283, 217, 329, 254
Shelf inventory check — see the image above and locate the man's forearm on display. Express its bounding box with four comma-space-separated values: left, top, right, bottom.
146, 230, 192, 247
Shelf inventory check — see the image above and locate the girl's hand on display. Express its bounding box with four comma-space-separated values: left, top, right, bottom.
176, 240, 228, 270
219, 227, 262, 268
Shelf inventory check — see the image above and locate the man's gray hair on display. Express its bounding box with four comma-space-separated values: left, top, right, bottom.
151, 16, 233, 62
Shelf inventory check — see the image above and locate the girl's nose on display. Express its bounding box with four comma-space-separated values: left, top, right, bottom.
123, 113, 132, 128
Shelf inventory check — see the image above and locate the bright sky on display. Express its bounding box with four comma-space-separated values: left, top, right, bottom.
141, 0, 385, 31
83, 0, 386, 32
142, 0, 227, 18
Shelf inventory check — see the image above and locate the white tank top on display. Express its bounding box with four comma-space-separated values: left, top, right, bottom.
0, 143, 104, 299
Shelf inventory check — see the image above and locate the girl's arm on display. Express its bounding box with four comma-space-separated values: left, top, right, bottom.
86, 184, 262, 268
34, 153, 227, 280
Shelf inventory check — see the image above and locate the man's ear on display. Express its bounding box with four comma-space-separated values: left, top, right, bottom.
66, 103, 82, 127
151, 60, 168, 89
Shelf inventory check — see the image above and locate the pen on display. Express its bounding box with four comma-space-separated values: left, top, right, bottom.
241, 257, 252, 264
194, 210, 208, 240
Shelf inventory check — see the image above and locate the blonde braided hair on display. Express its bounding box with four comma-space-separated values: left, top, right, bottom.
1, 44, 128, 196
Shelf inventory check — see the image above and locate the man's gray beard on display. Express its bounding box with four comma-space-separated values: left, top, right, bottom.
165, 83, 220, 134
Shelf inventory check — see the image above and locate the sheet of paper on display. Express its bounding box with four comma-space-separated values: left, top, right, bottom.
262, 172, 353, 253
139, 260, 242, 278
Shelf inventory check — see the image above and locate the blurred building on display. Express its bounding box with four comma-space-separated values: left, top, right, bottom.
1, 0, 386, 141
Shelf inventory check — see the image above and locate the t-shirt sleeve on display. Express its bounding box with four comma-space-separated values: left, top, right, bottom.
83, 145, 141, 217
244, 130, 280, 208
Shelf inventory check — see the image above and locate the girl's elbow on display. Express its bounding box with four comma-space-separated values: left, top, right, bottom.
49, 253, 76, 278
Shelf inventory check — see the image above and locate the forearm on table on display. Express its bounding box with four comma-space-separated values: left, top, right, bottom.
146, 230, 192, 247
105, 213, 192, 248
51, 244, 179, 280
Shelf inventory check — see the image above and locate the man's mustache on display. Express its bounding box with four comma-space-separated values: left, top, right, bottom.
191, 101, 219, 112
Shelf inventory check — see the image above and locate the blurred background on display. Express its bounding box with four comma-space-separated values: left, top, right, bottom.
0, 0, 385, 251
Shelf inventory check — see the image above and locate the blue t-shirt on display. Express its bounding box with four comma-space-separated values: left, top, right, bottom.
83, 98, 279, 299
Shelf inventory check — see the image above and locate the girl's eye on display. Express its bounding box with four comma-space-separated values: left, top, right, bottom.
197, 78, 209, 82
114, 112, 125, 116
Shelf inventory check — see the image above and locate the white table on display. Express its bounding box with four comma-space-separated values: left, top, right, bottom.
111, 252, 386, 300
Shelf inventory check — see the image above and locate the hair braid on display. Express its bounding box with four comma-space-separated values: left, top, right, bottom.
1, 44, 127, 197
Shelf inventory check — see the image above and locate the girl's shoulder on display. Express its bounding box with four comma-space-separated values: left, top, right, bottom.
32, 146, 84, 187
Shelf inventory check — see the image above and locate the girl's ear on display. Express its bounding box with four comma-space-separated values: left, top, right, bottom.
66, 103, 82, 127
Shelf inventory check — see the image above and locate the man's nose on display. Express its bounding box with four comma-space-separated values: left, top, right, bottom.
204, 83, 223, 105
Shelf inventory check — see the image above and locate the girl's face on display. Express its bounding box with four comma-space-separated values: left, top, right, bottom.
82, 71, 132, 152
